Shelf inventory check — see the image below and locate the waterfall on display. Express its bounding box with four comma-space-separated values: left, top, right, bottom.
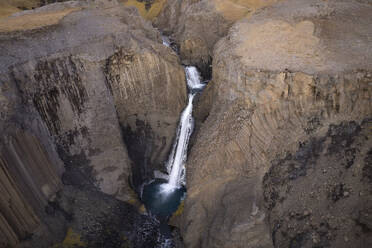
162, 35, 171, 47
185, 66, 205, 90
160, 66, 205, 193
140, 37, 208, 248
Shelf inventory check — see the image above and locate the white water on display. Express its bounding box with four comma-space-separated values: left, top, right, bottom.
185, 66, 205, 89
160, 66, 205, 193
162, 36, 171, 47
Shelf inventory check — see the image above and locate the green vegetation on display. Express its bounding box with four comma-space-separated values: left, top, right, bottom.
51, 228, 86, 248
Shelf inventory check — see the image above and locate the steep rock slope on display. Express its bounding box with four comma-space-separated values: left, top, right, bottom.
180, 0, 372, 247
0, 1, 186, 246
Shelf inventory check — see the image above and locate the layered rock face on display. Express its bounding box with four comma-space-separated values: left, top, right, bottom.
180, 0, 372, 247
155, 0, 279, 78
0, 1, 186, 246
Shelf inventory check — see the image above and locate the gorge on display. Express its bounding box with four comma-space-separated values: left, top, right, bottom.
142, 64, 205, 228
0, 0, 371, 248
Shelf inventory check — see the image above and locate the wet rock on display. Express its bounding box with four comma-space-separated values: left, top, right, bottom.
48, 186, 164, 248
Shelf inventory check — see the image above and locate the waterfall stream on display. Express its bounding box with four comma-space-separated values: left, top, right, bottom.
141, 36, 207, 247
162, 66, 205, 192
142, 36, 206, 217
158, 36, 206, 193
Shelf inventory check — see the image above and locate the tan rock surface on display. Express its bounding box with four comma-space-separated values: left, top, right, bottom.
214, 0, 280, 21
180, 0, 372, 247
0, 7, 80, 32
0, 0, 41, 18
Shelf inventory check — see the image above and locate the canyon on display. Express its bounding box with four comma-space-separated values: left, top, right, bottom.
0, 0, 371, 248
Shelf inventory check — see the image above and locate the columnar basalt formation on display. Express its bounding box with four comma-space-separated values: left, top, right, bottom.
0, 129, 63, 247
1, 0, 372, 247
180, 0, 372, 247
105, 46, 186, 190
0, 1, 186, 246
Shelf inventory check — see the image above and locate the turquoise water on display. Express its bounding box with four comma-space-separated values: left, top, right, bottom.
142, 179, 186, 218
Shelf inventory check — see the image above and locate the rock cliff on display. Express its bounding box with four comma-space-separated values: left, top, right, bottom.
179, 0, 372, 247
0, 0, 186, 246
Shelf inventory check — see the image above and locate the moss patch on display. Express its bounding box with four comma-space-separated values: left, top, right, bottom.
0, 0, 41, 18
52, 228, 86, 248
123, 0, 166, 20
172, 200, 184, 217
0, 7, 80, 32
213, 0, 281, 21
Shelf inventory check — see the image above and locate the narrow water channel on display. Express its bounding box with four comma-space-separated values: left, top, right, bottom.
140, 36, 207, 246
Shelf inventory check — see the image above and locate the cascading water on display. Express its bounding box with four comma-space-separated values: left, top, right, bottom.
162, 35, 171, 47
161, 67, 204, 192
157, 36, 206, 193
141, 36, 207, 247
142, 63, 206, 212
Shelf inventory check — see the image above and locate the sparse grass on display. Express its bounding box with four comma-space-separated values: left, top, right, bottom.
0, 7, 80, 32
213, 0, 280, 21
0, 0, 41, 18
51, 228, 86, 248
172, 200, 184, 217
123, 0, 166, 20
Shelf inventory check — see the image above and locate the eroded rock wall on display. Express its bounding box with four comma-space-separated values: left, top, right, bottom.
0, 1, 187, 246
179, 0, 372, 247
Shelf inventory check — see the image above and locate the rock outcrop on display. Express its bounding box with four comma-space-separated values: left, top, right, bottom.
0, 0, 186, 246
179, 0, 372, 247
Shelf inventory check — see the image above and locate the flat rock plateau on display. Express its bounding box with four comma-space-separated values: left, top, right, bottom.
0, 0, 371, 248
